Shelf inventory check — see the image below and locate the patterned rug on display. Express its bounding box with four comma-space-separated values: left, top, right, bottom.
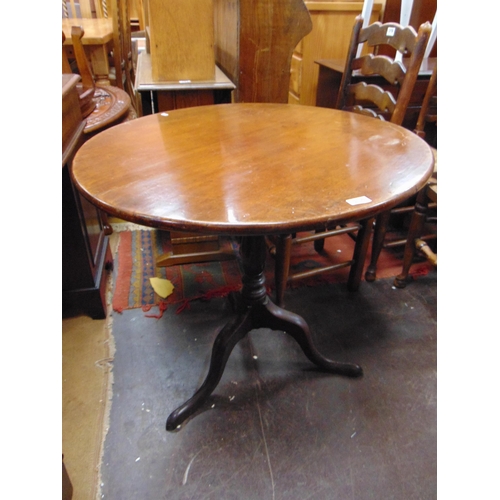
111, 229, 433, 316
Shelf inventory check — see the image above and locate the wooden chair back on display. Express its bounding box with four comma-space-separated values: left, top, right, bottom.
67, 26, 95, 90
336, 15, 431, 126
62, 27, 96, 117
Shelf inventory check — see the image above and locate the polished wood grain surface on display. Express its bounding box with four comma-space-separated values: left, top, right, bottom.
71, 103, 434, 235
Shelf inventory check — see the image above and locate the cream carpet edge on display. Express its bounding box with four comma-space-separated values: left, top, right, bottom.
93, 230, 121, 499
94, 293, 115, 500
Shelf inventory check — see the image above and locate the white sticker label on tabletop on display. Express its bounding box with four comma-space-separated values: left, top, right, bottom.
346, 196, 372, 206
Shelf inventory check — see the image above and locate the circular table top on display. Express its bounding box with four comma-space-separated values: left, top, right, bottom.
72, 103, 434, 235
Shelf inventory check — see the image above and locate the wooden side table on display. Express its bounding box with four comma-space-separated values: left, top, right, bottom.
135, 52, 235, 116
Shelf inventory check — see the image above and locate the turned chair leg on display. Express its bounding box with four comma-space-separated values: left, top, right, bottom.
274, 234, 292, 307
313, 229, 325, 252
394, 188, 431, 288
365, 210, 391, 282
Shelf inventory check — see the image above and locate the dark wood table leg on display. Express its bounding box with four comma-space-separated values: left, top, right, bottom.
166, 235, 362, 431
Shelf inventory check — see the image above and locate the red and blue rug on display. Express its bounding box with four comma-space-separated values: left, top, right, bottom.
111, 229, 432, 317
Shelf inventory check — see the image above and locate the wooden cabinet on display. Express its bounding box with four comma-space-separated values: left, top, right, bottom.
147, 0, 215, 82
135, 52, 234, 115
62, 74, 112, 319
288, 1, 383, 106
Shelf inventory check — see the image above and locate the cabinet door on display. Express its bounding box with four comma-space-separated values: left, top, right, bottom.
62, 168, 105, 289
62, 161, 112, 319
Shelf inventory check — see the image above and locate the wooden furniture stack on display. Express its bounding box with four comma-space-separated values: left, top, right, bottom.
62, 74, 113, 319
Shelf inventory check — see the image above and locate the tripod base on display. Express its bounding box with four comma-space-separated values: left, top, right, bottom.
166, 236, 362, 431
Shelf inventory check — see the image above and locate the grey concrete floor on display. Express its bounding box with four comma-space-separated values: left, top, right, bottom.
100, 271, 437, 499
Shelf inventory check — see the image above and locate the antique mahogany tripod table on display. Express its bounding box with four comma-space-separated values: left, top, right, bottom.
71, 103, 434, 430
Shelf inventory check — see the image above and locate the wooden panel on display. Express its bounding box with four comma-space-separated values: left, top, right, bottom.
148, 0, 215, 81
214, 0, 313, 104
237, 0, 312, 103
214, 0, 239, 86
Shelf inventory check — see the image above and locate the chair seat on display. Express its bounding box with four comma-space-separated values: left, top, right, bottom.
84, 85, 131, 134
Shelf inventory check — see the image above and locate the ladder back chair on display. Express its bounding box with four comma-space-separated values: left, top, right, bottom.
272, 15, 431, 307
393, 64, 437, 288
335, 16, 434, 283
336, 16, 431, 124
